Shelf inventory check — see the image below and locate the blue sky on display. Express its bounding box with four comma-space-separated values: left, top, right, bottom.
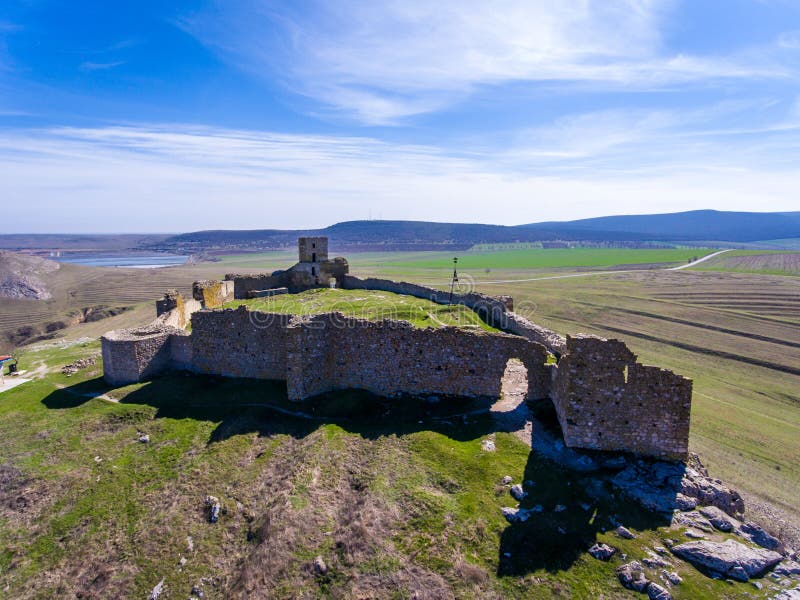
1, 0, 799, 232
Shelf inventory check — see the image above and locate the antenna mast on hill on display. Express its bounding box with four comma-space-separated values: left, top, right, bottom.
448, 257, 459, 304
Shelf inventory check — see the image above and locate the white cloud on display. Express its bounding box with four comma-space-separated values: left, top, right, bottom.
778, 31, 800, 49
0, 121, 798, 232
79, 61, 126, 72
181, 0, 789, 124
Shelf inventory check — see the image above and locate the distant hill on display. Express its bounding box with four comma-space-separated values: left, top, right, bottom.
0, 251, 60, 300
149, 210, 800, 253
0, 233, 170, 251
524, 210, 800, 243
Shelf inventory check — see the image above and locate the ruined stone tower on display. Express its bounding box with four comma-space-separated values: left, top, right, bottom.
298, 237, 328, 264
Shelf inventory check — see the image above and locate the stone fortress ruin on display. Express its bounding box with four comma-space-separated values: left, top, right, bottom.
102, 237, 692, 461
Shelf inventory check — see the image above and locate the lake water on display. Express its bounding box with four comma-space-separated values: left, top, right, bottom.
53, 254, 189, 269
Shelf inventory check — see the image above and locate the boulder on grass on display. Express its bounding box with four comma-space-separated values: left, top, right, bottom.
671, 539, 782, 582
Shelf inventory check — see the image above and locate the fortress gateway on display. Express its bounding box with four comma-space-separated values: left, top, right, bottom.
102, 238, 692, 461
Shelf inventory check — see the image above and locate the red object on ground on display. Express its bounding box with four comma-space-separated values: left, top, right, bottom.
0, 356, 12, 362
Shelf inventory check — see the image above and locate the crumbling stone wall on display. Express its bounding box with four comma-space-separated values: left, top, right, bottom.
340, 275, 567, 355
102, 237, 691, 461
283, 312, 551, 402
192, 280, 234, 309
551, 335, 692, 460
101, 325, 185, 386
298, 236, 328, 263
190, 307, 293, 380
107, 305, 551, 404
170, 332, 192, 371
225, 273, 282, 299
228, 256, 350, 296
154, 288, 205, 329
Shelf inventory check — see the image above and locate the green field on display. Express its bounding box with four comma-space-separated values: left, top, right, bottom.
377, 247, 715, 271
224, 288, 498, 331
0, 341, 770, 599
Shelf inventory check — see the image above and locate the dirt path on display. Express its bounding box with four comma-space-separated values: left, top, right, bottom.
491, 359, 533, 446
667, 249, 731, 270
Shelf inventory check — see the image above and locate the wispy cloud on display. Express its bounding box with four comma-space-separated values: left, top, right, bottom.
79, 61, 126, 72
180, 0, 792, 124
0, 116, 798, 232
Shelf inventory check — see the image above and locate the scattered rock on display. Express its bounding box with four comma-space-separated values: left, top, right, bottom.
740, 521, 784, 553
647, 582, 672, 600
61, 356, 97, 376
588, 543, 616, 561
773, 588, 800, 600
612, 454, 745, 517
675, 493, 698, 511
698, 505, 737, 532
615, 525, 636, 539
137, 433, 150, 443
617, 561, 650, 593
502, 507, 526, 524
684, 529, 705, 539
671, 510, 714, 533
661, 570, 682, 585
186, 535, 194, 552
148, 578, 165, 600
671, 539, 783, 582
313, 555, 328, 576
775, 560, 800, 577
509, 484, 526, 501
205, 495, 221, 523
481, 439, 495, 452
178, 556, 187, 567
643, 551, 671, 569
500, 475, 513, 485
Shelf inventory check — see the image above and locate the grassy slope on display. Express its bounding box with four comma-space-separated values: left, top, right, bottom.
475, 270, 800, 540
224, 288, 498, 331
0, 342, 766, 599
691, 250, 800, 276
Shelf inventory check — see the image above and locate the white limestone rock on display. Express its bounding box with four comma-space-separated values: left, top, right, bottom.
671, 539, 783, 582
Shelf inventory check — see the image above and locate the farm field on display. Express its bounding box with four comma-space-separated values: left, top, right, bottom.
373, 247, 715, 271
224, 288, 498, 331
691, 250, 800, 276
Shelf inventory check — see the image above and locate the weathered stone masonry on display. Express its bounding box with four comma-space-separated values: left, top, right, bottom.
102, 236, 694, 460
101, 324, 189, 387
551, 335, 692, 460
284, 312, 551, 401
188, 307, 551, 402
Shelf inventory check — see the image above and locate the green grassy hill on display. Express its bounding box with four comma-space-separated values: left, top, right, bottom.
224, 288, 499, 331
0, 341, 777, 599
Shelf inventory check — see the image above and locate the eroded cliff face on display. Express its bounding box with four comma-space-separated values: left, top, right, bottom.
0, 250, 60, 300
